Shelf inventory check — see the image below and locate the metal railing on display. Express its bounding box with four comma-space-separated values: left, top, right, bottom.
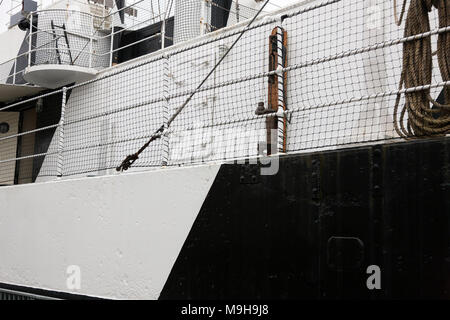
0, 1, 175, 85
26, 9, 107, 69
1, 0, 268, 86
0, 0, 449, 186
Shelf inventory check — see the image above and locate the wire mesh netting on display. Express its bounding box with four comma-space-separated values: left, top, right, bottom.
32, 9, 111, 68
0, 0, 449, 185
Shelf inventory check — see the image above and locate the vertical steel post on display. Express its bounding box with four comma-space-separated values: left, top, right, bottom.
276, 27, 286, 154
161, 55, 170, 166
109, 16, 114, 67
28, 13, 33, 68
161, 0, 173, 49
200, 0, 207, 36
13, 59, 17, 84
161, 16, 166, 49
57, 87, 67, 178
89, 16, 94, 68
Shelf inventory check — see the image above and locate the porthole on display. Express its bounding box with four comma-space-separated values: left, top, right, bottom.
0, 122, 10, 134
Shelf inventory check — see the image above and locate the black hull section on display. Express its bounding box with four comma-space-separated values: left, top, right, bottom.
161, 137, 450, 299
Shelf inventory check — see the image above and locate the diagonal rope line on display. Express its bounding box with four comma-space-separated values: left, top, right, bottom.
116, 0, 272, 171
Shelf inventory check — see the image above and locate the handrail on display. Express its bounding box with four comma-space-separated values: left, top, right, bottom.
102, 0, 147, 19
1, 3, 175, 85
29, 28, 100, 41
105, 32, 162, 55
0, 69, 26, 84
96, 13, 164, 40
25, 8, 105, 20
22, 0, 157, 21
3, 0, 437, 184
0, 124, 60, 143
29, 46, 105, 58
0, 49, 29, 67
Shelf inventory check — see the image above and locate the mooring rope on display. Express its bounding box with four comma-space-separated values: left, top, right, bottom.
393, 0, 450, 138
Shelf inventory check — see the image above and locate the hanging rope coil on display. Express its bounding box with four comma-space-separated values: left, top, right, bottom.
393, 0, 450, 138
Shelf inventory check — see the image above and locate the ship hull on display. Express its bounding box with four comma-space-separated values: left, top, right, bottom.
1, 137, 449, 299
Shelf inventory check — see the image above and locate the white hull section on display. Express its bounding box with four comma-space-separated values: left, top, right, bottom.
0, 164, 220, 299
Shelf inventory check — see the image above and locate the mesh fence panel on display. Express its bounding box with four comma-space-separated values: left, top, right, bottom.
32, 9, 111, 69
57, 58, 165, 175
173, 0, 206, 44
224, 0, 265, 26
0, 0, 449, 184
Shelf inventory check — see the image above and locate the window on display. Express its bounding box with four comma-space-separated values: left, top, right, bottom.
0, 122, 10, 134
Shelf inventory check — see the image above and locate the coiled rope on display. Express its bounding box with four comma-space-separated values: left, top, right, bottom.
393, 0, 450, 138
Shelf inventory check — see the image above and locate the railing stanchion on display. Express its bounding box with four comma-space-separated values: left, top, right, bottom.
161, 15, 166, 49
57, 87, 67, 178
161, 55, 170, 166
28, 13, 33, 68
200, 0, 207, 36
89, 16, 94, 68
13, 59, 17, 84
109, 16, 114, 67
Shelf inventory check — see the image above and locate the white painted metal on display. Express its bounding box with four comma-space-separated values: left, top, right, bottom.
28, 14, 32, 68
173, 0, 209, 44
226, 0, 266, 27
200, 0, 207, 36
0, 84, 45, 102
56, 87, 67, 177
162, 56, 170, 165
89, 15, 94, 68
109, 16, 114, 66
23, 64, 98, 88
0, 163, 220, 299
0, 26, 27, 84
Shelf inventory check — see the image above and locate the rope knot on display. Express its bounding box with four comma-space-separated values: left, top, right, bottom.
116, 154, 139, 172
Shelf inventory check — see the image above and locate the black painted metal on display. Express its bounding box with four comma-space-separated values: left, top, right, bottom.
0, 282, 101, 300
211, 0, 233, 31
117, 17, 174, 63
50, 20, 62, 65
160, 137, 450, 299
0, 290, 36, 300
